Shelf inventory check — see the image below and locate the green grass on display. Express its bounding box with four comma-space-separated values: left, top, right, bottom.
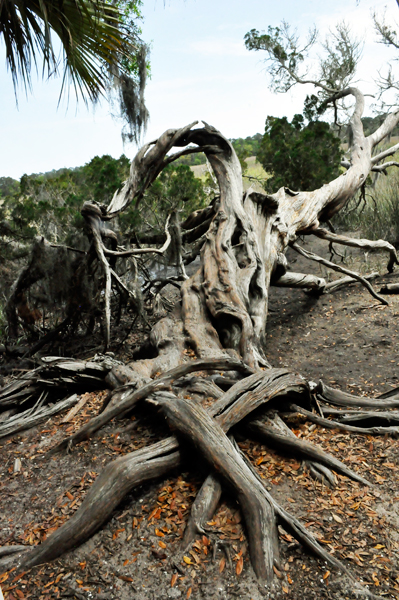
191, 156, 268, 192
335, 157, 399, 244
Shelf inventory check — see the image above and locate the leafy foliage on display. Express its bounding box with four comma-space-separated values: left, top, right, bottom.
1, 156, 208, 250
257, 114, 343, 193
318, 22, 362, 92
175, 135, 263, 169
128, 164, 207, 234
0, 155, 131, 253
0, 177, 19, 198
231, 134, 262, 161
0, 0, 149, 140
174, 152, 207, 167
244, 21, 362, 107
244, 22, 318, 93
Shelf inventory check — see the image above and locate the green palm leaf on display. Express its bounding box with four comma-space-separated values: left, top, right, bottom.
0, 0, 137, 101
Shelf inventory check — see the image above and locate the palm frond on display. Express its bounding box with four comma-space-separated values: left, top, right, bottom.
0, 0, 136, 101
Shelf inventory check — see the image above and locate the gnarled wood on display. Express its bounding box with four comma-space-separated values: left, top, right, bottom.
312, 227, 399, 273
22, 437, 181, 569
5, 91, 399, 590
291, 242, 388, 305
247, 419, 371, 485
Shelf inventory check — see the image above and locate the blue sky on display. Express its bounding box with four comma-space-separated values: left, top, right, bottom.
0, 0, 397, 178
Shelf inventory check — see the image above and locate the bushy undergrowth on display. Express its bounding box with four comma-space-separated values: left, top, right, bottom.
0, 155, 210, 342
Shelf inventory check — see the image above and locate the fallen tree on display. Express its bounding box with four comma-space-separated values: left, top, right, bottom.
4, 16, 399, 590
2, 75, 399, 595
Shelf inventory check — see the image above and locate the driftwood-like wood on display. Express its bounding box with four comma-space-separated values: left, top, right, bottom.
317, 381, 399, 408
4, 87, 399, 591
181, 473, 222, 549
312, 227, 399, 273
289, 404, 399, 437
51, 358, 251, 453
291, 242, 388, 305
318, 407, 399, 426
256, 412, 337, 486
380, 282, 399, 294
22, 437, 181, 569
0, 357, 112, 413
152, 392, 279, 583
323, 272, 379, 294
247, 419, 371, 485
0, 394, 78, 440
235, 442, 360, 583
272, 272, 326, 292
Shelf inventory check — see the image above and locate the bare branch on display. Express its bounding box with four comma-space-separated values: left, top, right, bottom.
103, 215, 172, 257
368, 109, 399, 147
312, 227, 399, 272
372, 160, 399, 173
290, 242, 388, 305
371, 141, 399, 164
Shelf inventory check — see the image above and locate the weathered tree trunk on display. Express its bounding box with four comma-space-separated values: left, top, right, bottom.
3, 90, 399, 593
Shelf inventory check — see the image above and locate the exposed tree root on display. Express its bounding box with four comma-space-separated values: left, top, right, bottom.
320, 407, 399, 426
3, 108, 399, 597
317, 381, 399, 408
180, 473, 222, 549
22, 437, 181, 569
51, 357, 251, 453
0, 393, 78, 440
289, 403, 399, 437
152, 392, 279, 583
247, 418, 371, 485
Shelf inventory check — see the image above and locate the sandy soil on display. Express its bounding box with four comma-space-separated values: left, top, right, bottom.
1, 234, 399, 600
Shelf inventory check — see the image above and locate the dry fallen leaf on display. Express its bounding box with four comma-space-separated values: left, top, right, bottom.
332, 514, 343, 523
372, 573, 380, 586
155, 528, 165, 537
323, 570, 330, 580
273, 565, 283, 579
118, 575, 133, 582
112, 528, 125, 540
187, 587, 192, 599
159, 541, 167, 549
219, 557, 226, 573
183, 556, 192, 565
171, 573, 178, 587
236, 556, 243, 576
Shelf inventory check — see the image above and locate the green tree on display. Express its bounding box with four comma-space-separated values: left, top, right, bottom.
258, 114, 343, 193
231, 134, 263, 161
82, 154, 130, 204
122, 163, 207, 234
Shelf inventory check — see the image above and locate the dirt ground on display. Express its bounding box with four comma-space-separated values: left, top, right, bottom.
1, 234, 399, 600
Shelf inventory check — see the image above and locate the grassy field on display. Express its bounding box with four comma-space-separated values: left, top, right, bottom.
191, 155, 268, 192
